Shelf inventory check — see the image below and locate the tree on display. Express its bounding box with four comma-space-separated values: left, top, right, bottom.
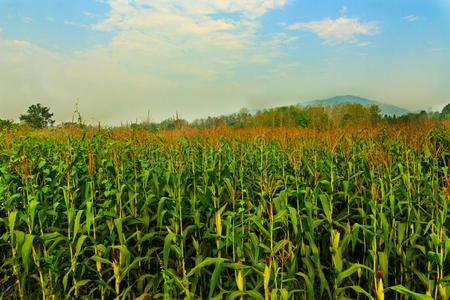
368, 104, 381, 125
0, 119, 14, 129
441, 103, 450, 120
238, 107, 251, 127
305, 105, 329, 129
19, 103, 55, 129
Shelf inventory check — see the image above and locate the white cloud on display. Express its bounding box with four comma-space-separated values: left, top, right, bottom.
0, 29, 31, 47
255, 62, 303, 80
22, 16, 32, 23
47, 17, 55, 22
263, 32, 299, 47
93, 0, 288, 50
356, 42, 370, 47
404, 15, 419, 22
339, 6, 348, 15
250, 55, 270, 64
278, 62, 302, 69
64, 21, 88, 28
83, 11, 96, 18
287, 17, 379, 45
10, 40, 31, 47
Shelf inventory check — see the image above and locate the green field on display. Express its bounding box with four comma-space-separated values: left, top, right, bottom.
0, 123, 449, 299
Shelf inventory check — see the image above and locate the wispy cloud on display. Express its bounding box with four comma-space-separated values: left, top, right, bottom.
22, 16, 32, 23
0, 28, 30, 47
250, 55, 270, 64
287, 17, 379, 45
404, 15, 419, 22
93, 0, 288, 50
356, 42, 370, 47
255, 62, 303, 80
10, 40, 31, 47
263, 32, 299, 47
64, 21, 88, 28
339, 6, 348, 15
83, 11, 96, 18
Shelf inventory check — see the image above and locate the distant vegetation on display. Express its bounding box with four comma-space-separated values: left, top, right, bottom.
137, 102, 448, 131
298, 95, 414, 116
1, 101, 449, 131
1, 103, 55, 130
442, 103, 450, 120
19, 103, 55, 129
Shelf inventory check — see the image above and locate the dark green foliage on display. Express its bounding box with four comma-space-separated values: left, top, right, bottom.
0, 119, 14, 129
441, 103, 450, 120
19, 103, 55, 129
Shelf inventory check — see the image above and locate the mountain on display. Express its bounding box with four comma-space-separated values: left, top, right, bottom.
298, 95, 412, 116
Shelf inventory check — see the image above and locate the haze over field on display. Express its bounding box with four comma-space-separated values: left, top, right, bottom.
0, 0, 449, 124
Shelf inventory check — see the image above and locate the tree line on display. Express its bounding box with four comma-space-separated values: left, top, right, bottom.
1, 102, 450, 131
1, 104, 55, 130
134, 102, 450, 131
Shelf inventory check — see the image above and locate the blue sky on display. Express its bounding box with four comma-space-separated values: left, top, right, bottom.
0, 0, 449, 124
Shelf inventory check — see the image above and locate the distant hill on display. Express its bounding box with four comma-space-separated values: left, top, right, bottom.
248, 95, 415, 116
299, 95, 412, 116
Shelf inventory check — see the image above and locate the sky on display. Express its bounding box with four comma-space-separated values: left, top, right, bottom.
0, 0, 449, 124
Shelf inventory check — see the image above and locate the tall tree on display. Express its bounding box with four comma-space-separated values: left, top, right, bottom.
441, 103, 450, 120
368, 104, 382, 124
19, 103, 55, 129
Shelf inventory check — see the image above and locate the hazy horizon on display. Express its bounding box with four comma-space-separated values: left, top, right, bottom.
1, 0, 449, 125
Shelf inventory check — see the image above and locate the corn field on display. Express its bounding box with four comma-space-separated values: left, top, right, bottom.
0, 123, 449, 299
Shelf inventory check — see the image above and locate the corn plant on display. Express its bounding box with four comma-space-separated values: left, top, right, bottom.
0, 122, 449, 299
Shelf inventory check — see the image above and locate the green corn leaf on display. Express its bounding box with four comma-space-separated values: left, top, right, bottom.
336, 286, 374, 300
73, 210, 84, 241
296, 272, 315, 300
114, 218, 124, 245
208, 260, 224, 299
165, 269, 186, 292
75, 235, 88, 258
63, 269, 71, 292
29, 200, 39, 230
228, 290, 264, 300
187, 257, 226, 277
91, 255, 113, 265
279, 288, 288, 300
8, 211, 17, 241
85, 201, 93, 236
120, 257, 149, 281
378, 251, 389, 283
387, 285, 433, 300
163, 233, 176, 269
21, 234, 35, 274
336, 264, 373, 286
67, 280, 91, 298
14, 230, 25, 251
287, 206, 298, 236
444, 237, 450, 261
134, 294, 153, 300
319, 194, 331, 223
